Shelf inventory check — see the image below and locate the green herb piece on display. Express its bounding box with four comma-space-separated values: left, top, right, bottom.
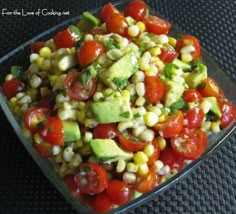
119, 111, 130, 118
131, 137, 139, 142
170, 98, 186, 113
191, 59, 202, 69
112, 77, 129, 90
78, 69, 92, 87
46, 149, 52, 155
37, 120, 47, 130
72, 39, 84, 49
163, 63, 179, 80
134, 113, 141, 118
11, 66, 24, 81
198, 82, 206, 90
103, 40, 120, 49
52, 88, 67, 100
78, 166, 91, 174
69, 25, 81, 41
48, 127, 54, 132
98, 156, 117, 162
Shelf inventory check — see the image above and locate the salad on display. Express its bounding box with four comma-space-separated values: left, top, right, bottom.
1, 0, 235, 213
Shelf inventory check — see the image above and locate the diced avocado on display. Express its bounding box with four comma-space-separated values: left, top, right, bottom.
77, 12, 100, 32
163, 80, 185, 107
172, 58, 191, 71
62, 120, 81, 142
185, 63, 207, 88
99, 51, 138, 89
202, 97, 222, 117
91, 92, 133, 123
130, 190, 143, 200
90, 139, 133, 162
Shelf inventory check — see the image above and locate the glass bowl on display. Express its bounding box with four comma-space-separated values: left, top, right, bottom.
0, 0, 235, 213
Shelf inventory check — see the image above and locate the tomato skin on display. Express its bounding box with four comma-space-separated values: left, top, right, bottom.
183, 89, 202, 103
100, 3, 119, 22
175, 35, 201, 62
171, 128, 208, 160
53, 29, 76, 49
198, 77, 224, 98
63, 174, 79, 196
3, 78, 24, 99
144, 76, 164, 104
117, 133, 149, 152
106, 13, 129, 37
159, 48, 178, 63
93, 123, 117, 139
184, 106, 204, 128
124, 0, 148, 21
147, 138, 160, 166
36, 95, 54, 110
31, 42, 45, 53
133, 167, 157, 193
106, 179, 131, 205
159, 148, 184, 171
33, 141, 53, 158
144, 15, 171, 35
154, 110, 184, 138
24, 107, 51, 133
92, 191, 114, 213
64, 72, 96, 101
38, 116, 64, 146
78, 40, 105, 67
74, 162, 108, 195
218, 100, 235, 128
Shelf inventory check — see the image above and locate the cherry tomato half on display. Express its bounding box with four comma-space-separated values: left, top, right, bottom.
93, 123, 117, 139
31, 42, 45, 53
117, 132, 149, 152
183, 89, 202, 103
92, 191, 114, 213
100, 3, 119, 22
184, 106, 204, 128
198, 77, 224, 98
38, 116, 64, 146
36, 95, 55, 110
33, 140, 53, 158
147, 138, 160, 166
64, 72, 96, 101
159, 48, 178, 63
175, 35, 201, 62
78, 40, 105, 67
3, 78, 24, 99
106, 179, 131, 205
154, 110, 184, 138
74, 162, 108, 195
24, 107, 51, 133
124, 0, 148, 21
106, 13, 129, 37
218, 100, 235, 128
144, 76, 164, 104
144, 15, 171, 35
63, 174, 79, 196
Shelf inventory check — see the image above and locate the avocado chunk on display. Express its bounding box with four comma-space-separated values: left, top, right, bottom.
90, 139, 133, 162
202, 97, 222, 117
62, 120, 81, 142
91, 91, 133, 123
172, 58, 191, 71
99, 51, 138, 89
130, 190, 143, 200
185, 63, 207, 88
163, 80, 185, 107
77, 12, 100, 31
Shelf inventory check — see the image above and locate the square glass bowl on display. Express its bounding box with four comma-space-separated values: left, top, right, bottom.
0, 0, 235, 213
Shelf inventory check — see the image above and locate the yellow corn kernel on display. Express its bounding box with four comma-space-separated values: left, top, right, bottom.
137, 163, 149, 176
39, 47, 52, 58
168, 37, 177, 47
143, 144, 155, 158
143, 112, 159, 127
22, 127, 31, 138
156, 136, 166, 151
211, 121, 221, 133
158, 114, 166, 123
77, 111, 86, 123
181, 53, 193, 63
149, 47, 161, 56
127, 162, 138, 172
122, 90, 130, 100
9, 97, 17, 106
135, 21, 146, 33
134, 152, 148, 164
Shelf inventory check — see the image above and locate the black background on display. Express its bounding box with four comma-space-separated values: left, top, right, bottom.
0, 0, 235, 213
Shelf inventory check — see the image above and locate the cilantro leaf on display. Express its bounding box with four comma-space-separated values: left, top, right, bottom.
102, 40, 120, 49
163, 63, 179, 80
78, 166, 91, 174
112, 77, 129, 90
78, 69, 92, 87
170, 98, 186, 113
119, 111, 130, 118
11, 66, 24, 81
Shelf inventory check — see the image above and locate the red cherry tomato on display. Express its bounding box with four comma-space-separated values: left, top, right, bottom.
24, 107, 51, 133
124, 0, 148, 21
106, 13, 129, 37
175, 35, 201, 62
74, 162, 108, 195
144, 76, 164, 104
31, 42, 45, 53
218, 100, 235, 128
33, 140, 53, 158
144, 15, 171, 35
100, 3, 119, 22
171, 128, 208, 160
63, 174, 79, 196
78, 40, 105, 67
2, 78, 24, 99
183, 89, 202, 103
198, 77, 224, 98
159, 48, 178, 63
64, 72, 96, 101
117, 132, 149, 152
154, 110, 184, 138
36, 95, 54, 110
38, 116, 64, 146
184, 106, 204, 128
159, 148, 184, 171
92, 191, 114, 213
106, 179, 131, 205
133, 167, 157, 193
93, 123, 117, 139
147, 138, 160, 166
